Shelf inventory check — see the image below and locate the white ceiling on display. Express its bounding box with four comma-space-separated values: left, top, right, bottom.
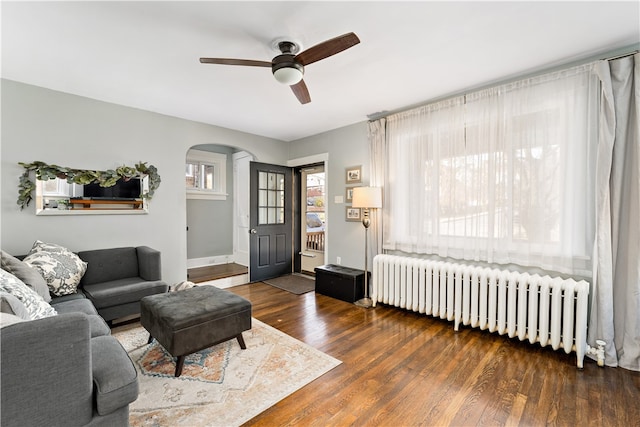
2, 1, 639, 142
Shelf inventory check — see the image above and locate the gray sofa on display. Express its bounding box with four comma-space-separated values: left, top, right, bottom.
0, 245, 170, 426
14, 246, 169, 322
1, 297, 139, 426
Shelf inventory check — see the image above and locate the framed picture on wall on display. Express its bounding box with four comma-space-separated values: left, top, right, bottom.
346, 207, 361, 222
345, 166, 362, 184
345, 187, 355, 203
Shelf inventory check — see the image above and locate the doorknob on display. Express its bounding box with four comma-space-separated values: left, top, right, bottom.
249, 229, 257, 234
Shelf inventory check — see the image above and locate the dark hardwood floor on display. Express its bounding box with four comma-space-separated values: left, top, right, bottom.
187, 263, 247, 283
227, 282, 640, 427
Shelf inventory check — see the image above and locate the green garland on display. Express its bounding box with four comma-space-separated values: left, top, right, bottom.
17, 161, 161, 210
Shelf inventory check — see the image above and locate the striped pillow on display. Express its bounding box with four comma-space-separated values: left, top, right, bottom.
0, 269, 57, 320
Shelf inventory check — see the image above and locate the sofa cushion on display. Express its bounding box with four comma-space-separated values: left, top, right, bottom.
0, 291, 31, 319
78, 247, 139, 285
0, 269, 57, 320
23, 241, 88, 296
52, 297, 99, 316
91, 335, 139, 415
50, 291, 87, 304
1, 250, 51, 302
87, 314, 112, 337
83, 278, 168, 309
52, 298, 110, 337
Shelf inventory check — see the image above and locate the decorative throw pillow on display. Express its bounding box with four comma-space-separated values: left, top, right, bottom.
0, 269, 57, 320
0, 291, 31, 319
1, 250, 51, 302
0, 312, 25, 328
23, 241, 88, 297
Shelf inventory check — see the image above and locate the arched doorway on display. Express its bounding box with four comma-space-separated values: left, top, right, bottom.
185, 144, 252, 287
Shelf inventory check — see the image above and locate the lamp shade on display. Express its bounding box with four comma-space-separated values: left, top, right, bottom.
352, 186, 382, 209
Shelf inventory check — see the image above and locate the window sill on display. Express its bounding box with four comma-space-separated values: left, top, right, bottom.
37, 208, 148, 216
187, 191, 228, 201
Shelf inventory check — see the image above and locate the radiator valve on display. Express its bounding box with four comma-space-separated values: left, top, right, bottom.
587, 340, 606, 367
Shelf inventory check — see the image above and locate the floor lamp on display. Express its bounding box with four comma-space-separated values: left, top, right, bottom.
351, 186, 382, 308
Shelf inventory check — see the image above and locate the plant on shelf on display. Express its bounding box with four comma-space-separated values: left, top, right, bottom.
17, 161, 161, 210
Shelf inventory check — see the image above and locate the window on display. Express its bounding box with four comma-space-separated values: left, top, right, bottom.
41, 178, 72, 197
257, 171, 284, 225
186, 149, 227, 200
383, 63, 599, 276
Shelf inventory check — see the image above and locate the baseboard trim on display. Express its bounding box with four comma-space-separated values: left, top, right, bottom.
187, 254, 235, 269
196, 274, 249, 289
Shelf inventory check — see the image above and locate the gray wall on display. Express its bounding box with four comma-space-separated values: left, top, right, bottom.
289, 122, 370, 271
1, 79, 288, 285
186, 144, 235, 260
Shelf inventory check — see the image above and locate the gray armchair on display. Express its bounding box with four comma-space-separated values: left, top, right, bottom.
77, 246, 169, 322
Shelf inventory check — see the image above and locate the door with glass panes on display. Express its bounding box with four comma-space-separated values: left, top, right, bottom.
301, 165, 325, 272
249, 162, 292, 282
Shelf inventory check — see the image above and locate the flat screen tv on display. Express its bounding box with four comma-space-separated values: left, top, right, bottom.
82, 178, 142, 200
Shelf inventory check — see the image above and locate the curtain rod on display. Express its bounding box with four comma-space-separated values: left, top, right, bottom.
603, 50, 638, 61
367, 47, 639, 122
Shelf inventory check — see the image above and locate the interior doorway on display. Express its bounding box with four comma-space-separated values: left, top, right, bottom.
185, 145, 250, 288
300, 164, 326, 273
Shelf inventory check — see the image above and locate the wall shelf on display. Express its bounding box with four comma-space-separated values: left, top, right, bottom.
68, 199, 144, 210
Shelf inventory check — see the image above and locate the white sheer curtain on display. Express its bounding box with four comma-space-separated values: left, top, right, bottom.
372, 54, 639, 371
383, 64, 600, 277
591, 54, 640, 370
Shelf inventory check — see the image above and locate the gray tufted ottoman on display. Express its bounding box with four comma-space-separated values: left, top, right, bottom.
140, 285, 252, 377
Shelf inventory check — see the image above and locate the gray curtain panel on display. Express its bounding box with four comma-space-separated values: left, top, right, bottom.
591, 53, 640, 371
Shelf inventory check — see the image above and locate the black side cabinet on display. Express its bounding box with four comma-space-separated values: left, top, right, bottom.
314, 264, 368, 303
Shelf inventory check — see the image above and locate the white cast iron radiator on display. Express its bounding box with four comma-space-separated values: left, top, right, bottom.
371, 254, 592, 368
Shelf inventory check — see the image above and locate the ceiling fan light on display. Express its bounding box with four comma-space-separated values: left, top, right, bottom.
273, 66, 303, 85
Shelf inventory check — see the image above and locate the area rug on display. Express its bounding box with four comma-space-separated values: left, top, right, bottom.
263, 273, 315, 294
113, 319, 340, 427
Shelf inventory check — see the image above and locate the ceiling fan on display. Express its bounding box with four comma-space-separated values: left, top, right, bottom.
199, 32, 360, 104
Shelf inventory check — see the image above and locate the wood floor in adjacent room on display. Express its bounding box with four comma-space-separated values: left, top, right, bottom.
188, 263, 247, 283
228, 282, 640, 427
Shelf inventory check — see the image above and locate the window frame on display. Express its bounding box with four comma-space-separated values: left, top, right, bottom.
186, 149, 227, 201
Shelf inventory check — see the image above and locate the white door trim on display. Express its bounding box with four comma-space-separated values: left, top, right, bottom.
233, 151, 253, 267
289, 153, 329, 271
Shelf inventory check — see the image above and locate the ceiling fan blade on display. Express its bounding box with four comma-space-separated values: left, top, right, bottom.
295, 32, 360, 66
199, 58, 272, 67
291, 80, 311, 104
